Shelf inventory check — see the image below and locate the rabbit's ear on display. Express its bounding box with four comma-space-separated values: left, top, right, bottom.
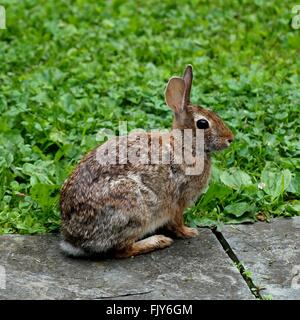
182, 65, 193, 105
165, 77, 186, 113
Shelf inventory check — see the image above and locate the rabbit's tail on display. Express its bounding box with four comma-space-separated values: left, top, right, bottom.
60, 240, 88, 257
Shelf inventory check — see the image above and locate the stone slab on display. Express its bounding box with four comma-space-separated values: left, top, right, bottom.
0, 229, 253, 300
221, 217, 300, 300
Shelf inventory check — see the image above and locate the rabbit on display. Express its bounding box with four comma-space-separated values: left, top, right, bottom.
60, 65, 234, 258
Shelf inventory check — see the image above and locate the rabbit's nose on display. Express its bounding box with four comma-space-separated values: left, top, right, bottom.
226, 136, 234, 145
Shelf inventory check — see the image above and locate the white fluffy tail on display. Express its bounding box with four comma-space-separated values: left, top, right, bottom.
60, 240, 87, 257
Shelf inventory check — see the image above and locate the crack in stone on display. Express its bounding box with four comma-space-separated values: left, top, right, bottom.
211, 227, 263, 300
94, 290, 153, 300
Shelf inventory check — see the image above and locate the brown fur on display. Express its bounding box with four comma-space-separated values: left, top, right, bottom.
60, 65, 234, 258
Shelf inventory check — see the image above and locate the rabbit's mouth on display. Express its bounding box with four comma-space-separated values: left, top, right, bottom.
208, 139, 233, 152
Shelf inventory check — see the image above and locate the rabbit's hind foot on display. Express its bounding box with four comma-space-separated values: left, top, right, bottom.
115, 235, 173, 258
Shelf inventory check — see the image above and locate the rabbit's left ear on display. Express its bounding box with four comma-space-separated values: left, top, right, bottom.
165, 76, 186, 114
165, 65, 193, 114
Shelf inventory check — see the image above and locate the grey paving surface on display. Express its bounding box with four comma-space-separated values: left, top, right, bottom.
0, 229, 253, 300
222, 217, 300, 300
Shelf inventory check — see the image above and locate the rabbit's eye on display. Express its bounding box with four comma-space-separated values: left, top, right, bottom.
196, 119, 209, 129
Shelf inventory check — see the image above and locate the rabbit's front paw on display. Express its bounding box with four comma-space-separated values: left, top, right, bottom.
174, 226, 199, 239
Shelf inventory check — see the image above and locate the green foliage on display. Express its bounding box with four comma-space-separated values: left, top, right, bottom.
0, 0, 299, 233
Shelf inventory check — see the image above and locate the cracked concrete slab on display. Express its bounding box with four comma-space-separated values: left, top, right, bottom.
0, 229, 253, 299
221, 217, 300, 300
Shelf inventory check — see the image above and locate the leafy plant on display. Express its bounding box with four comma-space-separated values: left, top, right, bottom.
0, 0, 299, 233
